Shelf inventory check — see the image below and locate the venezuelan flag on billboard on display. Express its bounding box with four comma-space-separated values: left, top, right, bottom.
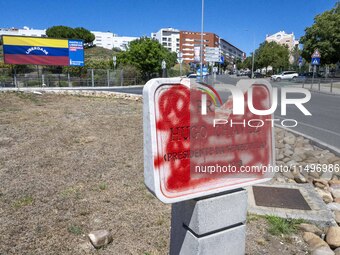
2, 35, 84, 66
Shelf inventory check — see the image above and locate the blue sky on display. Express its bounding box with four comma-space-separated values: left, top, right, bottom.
0, 0, 337, 55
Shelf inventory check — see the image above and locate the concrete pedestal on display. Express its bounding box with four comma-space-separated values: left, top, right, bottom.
170, 188, 247, 255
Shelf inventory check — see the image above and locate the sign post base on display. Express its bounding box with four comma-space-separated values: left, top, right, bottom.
170, 188, 247, 255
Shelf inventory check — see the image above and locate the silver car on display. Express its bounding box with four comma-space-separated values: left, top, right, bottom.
271, 71, 298, 81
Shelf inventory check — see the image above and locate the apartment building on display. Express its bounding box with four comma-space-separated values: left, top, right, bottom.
112, 36, 138, 51
179, 31, 219, 64
265, 31, 299, 63
0, 26, 46, 37
265, 31, 299, 51
91, 31, 117, 49
151, 27, 180, 53
219, 38, 244, 63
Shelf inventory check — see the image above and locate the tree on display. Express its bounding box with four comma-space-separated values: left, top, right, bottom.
46, 26, 95, 47
117, 37, 177, 80
236, 56, 252, 70
73, 27, 95, 47
256, 41, 289, 73
46, 26, 75, 39
300, 3, 340, 64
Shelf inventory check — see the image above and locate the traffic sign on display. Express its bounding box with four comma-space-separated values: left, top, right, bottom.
311, 57, 320, 66
312, 49, 321, 58
220, 55, 225, 64
205, 47, 220, 63
298, 56, 303, 64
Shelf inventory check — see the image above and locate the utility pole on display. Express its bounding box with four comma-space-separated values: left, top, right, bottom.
200, 0, 204, 80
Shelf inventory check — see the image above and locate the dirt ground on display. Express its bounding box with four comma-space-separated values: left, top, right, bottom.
0, 92, 308, 255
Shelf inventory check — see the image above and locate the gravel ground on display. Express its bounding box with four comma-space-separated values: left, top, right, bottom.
0, 92, 308, 255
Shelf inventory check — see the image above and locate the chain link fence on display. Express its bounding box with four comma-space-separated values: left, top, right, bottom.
0, 67, 145, 87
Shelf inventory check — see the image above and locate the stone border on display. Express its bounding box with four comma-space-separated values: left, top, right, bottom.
275, 124, 340, 157
0, 87, 143, 102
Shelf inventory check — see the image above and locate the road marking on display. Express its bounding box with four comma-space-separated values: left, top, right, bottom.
275, 116, 340, 138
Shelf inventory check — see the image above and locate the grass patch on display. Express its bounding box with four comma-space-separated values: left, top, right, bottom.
60, 185, 83, 199
67, 225, 83, 235
99, 183, 107, 191
266, 215, 305, 236
247, 213, 261, 223
16, 92, 40, 104
13, 195, 34, 208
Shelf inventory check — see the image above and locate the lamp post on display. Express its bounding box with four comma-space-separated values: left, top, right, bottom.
177, 51, 183, 76
245, 30, 255, 79
200, 0, 204, 80
162, 59, 167, 78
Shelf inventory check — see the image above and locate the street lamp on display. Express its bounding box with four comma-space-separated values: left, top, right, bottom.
245, 30, 255, 78
200, 0, 204, 80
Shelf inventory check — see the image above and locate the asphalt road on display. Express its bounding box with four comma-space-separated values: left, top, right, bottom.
214, 75, 340, 150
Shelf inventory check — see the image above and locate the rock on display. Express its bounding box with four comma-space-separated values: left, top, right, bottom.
287, 178, 297, 183
282, 171, 295, 179
277, 153, 284, 160
322, 171, 334, 181
334, 198, 340, 203
304, 150, 316, 158
315, 188, 333, 204
292, 154, 304, 162
314, 179, 330, 189
335, 211, 340, 224
328, 156, 340, 164
329, 180, 340, 189
327, 203, 340, 211
303, 232, 330, 251
299, 223, 323, 236
334, 247, 340, 255
319, 158, 331, 165
276, 143, 285, 149
283, 157, 291, 163
88, 230, 113, 249
294, 171, 308, 183
283, 134, 296, 145
311, 246, 335, 255
310, 171, 321, 179
326, 227, 340, 249
284, 149, 294, 157
331, 189, 340, 199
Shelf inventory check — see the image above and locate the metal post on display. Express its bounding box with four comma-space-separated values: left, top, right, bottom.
200, 0, 204, 80
251, 33, 255, 79
42, 74, 45, 87
120, 69, 124, 86
107, 69, 110, 87
330, 79, 333, 93
91, 69, 94, 87
318, 78, 321, 91
68, 72, 71, 87
311, 65, 315, 90
58, 74, 61, 87
14, 67, 17, 88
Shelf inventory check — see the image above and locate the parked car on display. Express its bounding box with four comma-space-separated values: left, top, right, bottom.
295, 72, 323, 82
187, 73, 197, 78
298, 72, 322, 78
271, 71, 298, 81
248, 72, 264, 78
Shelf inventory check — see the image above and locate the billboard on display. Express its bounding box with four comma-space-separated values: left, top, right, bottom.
2, 35, 84, 66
